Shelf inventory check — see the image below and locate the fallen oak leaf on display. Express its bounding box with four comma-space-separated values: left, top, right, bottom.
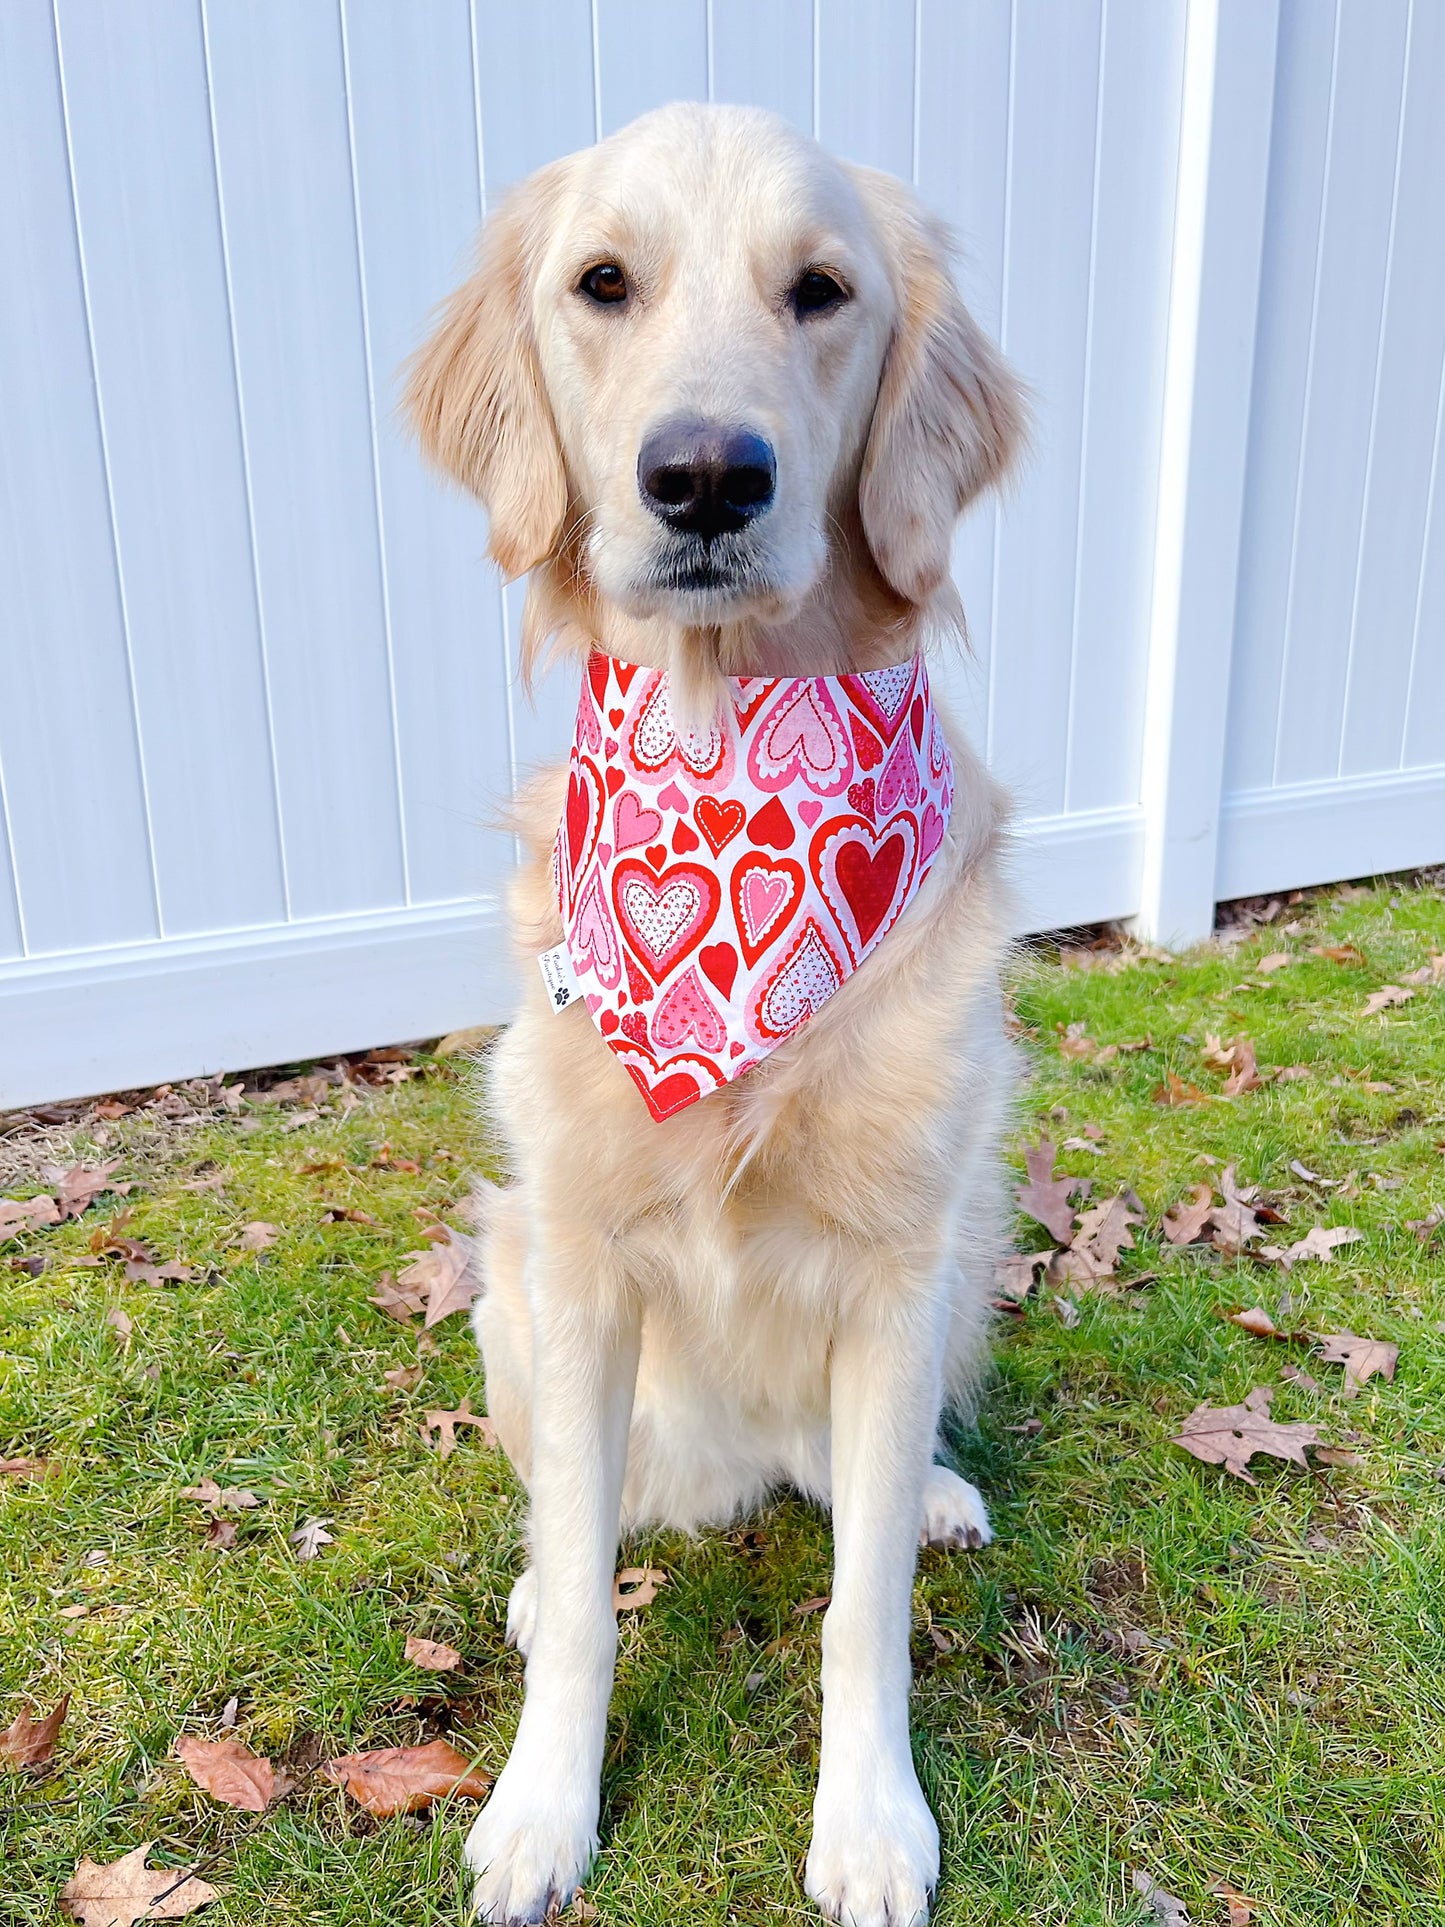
288, 1517, 334, 1559
421, 1398, 497, 1459
0, 1194, 61, 1237
1068, 1191, 1141, 1273
1226, 1306, 1294, 1341
1013, 1137, 1086, 1243
1, 1456, 53, 1478
1171, 1385, 1320, 1484
1259, 1224, 1363, 1268
1161, 1182, 1214, 1245
1315, 1330, 1398, 1397
400, 1231, 478, 1329
174, 1733, 283, 1812
61, 1845, 219, 1926
1154, 1072, 1209, 1107
1202, 1033, 1264, 1095
369, 1269, 427, 1321
1132, 1870, 1190, 1927
1, 1693, 69, 1769
614, 1566, 668, 1612
1311, 942, 1366, 966
106, 1306, 133, 1350
181, 1480, 261, 1510
383, 1364, 423, 1392
46, 1160, 126, 1221
1402, 954, 1444, 985
1363, 984, 1412, 1016
202, 1519, 237, 1551
1256, 952, 1291, 973
404, 1634, 462, 1672
993, 1252, 1048, 1304
1210, 1880, 1258, 1926
236, 1221, 279, 1252
320, 1737, 490, 1815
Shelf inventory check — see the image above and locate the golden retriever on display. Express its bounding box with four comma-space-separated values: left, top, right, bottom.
407, 101, 1024, 1927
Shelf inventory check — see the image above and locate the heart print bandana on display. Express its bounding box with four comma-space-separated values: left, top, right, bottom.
550, 651, 955, 1121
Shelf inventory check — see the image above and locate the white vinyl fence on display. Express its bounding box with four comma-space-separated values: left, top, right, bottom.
1, 0, 1441, 1108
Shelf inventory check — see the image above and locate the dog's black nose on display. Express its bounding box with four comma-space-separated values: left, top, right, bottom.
637, 420, 776, 541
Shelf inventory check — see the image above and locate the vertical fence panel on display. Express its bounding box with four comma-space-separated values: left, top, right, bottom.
1339, 0, 1445, 778
55, 0, 288, 938
1062, 0, 1185, 818
814, 0, 915, 175
204, 0, 406, 919
708, 0, 813, 131
0, 1, 158, 958
986, 0, 1103, 813
1224, 0, 1338, 797
1270, 0, 1410, 788
342, 0, 510, 908
594, 0, 708, 137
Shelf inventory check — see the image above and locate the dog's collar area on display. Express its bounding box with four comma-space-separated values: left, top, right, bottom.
546, 650, 955, 1121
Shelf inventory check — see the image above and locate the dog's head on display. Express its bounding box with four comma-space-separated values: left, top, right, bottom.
407, 102, 1022, 645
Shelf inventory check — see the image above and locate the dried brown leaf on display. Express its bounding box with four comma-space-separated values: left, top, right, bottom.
614, 1566, 668, 1611
1311, 943, 1366, 966
1171, 1385, 1320, 1483
368, 1270, 427, 1321
1315, 1330, 1398, 1397
383, 1364, 423, 1393
1256, 953, 1291, 974
106, 1306, 133, 1349
993, 1252, 1048, 1303
1, 1457, 52, 1478
1267, 1225, 1362, 1267
399, 1232, 478, 1328
48, 1161, 125, 1221
288, 1518, 334, 1559
174, 1733, 282, 1812
320, 1738, 490, 1815
404, 1635, 462, 1672
1161, 1183, 1215, 1245
1013, 1138, 1082, 1244
1363, 984, 1412, 1016
61, 1845, 219, 1926
421, 1398, 497, 1459
1154, 1072, 1209, 1108
181, 1480, 261, 1511
237, 1221, 279, 1252
1, 1693, 69, 1769
1132, 1870, 1190, 1927
0, 1194, 62, 1238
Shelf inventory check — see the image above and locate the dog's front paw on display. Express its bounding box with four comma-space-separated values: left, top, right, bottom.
919, 1463, 992, 1551
805, 1764, 939, 1926
465, 1759, 597, 1924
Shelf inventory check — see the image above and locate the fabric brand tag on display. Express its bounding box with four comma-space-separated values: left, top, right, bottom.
537, 941, 583, 1013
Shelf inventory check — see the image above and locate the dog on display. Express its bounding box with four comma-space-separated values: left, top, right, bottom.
406, 102, 1024, 1927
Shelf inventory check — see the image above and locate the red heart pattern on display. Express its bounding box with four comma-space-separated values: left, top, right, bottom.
555, 650, 953, 1120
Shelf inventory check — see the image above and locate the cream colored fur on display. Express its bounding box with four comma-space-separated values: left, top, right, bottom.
406, 102, 1023, 1927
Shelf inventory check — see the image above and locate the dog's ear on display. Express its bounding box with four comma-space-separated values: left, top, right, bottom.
851, 169, 1025, 605
404, 170, 568, 579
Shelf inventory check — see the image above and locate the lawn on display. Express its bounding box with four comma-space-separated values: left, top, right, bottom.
4, 875, 1444, 1927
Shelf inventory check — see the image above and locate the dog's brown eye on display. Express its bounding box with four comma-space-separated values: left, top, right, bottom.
792, 269, 848, 318
579, 263, 628, 305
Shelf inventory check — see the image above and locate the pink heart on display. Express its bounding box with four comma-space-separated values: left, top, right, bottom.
921, 805, 945, 862
798, 799, 823, 826
657, 781, 688, 812
613, 790, 662, 852
596, 842, 612, 866
605, 738, 619, 757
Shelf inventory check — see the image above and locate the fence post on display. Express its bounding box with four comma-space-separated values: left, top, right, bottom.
1132, 0, 1280, 945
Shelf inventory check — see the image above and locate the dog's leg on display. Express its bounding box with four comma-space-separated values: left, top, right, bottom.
465, 1275, 640, 1924
806, 1292, 945, 1927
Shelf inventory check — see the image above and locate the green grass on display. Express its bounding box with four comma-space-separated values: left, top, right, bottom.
4, 876, 1445, 1926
